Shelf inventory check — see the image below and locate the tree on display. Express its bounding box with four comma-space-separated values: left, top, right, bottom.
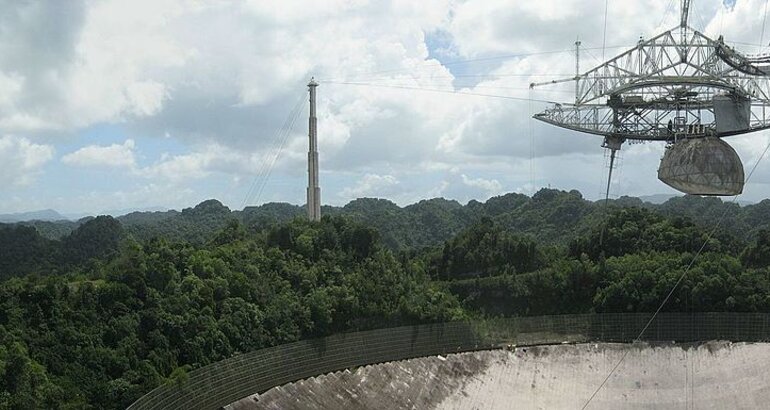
63, 216, 124, 265
741, 229, 770, 268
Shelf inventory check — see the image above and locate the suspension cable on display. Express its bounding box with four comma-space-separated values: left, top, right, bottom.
322, 81, 558, 104
529, 88, 534, 189
241, 92, 306, 209
601, 0, 609, 60
321, 45, 636, 83
581, 138, 770, 409
761, 0, 769, 49
251, 98, 306, 207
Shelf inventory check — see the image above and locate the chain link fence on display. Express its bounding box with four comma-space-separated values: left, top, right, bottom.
127, 312, 770, 410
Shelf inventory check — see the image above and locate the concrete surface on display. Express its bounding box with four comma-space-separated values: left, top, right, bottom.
229, 342, 770, 409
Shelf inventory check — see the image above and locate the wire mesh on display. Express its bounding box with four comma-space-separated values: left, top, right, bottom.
127, 312, 770, 410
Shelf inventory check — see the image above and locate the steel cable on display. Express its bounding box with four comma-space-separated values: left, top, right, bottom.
581, 137, 770, 409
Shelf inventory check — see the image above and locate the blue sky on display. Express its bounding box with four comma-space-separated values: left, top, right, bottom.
1, 0, 769, 215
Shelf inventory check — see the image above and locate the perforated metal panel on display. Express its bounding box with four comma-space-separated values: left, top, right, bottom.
657, 137, 744, 195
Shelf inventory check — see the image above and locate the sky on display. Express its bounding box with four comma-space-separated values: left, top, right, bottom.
1, 0, 770, 215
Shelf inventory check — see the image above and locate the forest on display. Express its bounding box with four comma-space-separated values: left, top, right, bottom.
1, 188, 769, 409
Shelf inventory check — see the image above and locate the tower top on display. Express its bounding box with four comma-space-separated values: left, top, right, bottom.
308, 77, 318, 87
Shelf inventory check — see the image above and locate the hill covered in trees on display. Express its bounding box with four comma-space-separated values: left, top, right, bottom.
9, 189, 770, 251
0, 216, 463, 408
1, 188, 770, 408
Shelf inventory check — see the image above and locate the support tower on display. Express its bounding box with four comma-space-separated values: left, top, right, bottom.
307, 79, 321, 221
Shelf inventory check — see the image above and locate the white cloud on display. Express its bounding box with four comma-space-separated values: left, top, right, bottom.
6, 0, 770, 212
461, 174, 502, 193
0, 1, 185, 134
141, 151, 213, 181
140, 142, 271, 182
0, 136, 54, 186
125, 81, 168, 117
0, 72, 23, 110
339, 173, 400, 199
65, 183, 198, 215
62, 139, 136, 168
59, 137, 294, 186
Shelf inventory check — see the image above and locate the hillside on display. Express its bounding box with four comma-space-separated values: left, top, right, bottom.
0, 209, 68, 223
1, 189, 770, 408
5, 189, 769, 251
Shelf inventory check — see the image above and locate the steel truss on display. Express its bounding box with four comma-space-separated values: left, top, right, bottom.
531, 26, 770, 141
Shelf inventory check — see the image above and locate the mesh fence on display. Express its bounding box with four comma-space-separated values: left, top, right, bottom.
126, 312, 770, 410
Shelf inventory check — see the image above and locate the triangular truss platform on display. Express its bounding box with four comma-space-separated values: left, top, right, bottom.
532, 26, 770, 142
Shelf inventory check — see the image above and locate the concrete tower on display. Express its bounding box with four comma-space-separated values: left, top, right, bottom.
307, 79, 321, 221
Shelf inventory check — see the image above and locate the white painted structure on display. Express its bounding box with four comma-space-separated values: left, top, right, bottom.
307, 79, 321, 221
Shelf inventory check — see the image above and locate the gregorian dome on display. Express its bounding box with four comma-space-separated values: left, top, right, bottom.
657, 137, 744, 196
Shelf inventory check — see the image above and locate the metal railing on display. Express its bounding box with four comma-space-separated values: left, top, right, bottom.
127, 312, 770, 410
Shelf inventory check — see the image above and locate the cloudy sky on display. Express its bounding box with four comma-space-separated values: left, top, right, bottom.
1, 0, 768, 215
